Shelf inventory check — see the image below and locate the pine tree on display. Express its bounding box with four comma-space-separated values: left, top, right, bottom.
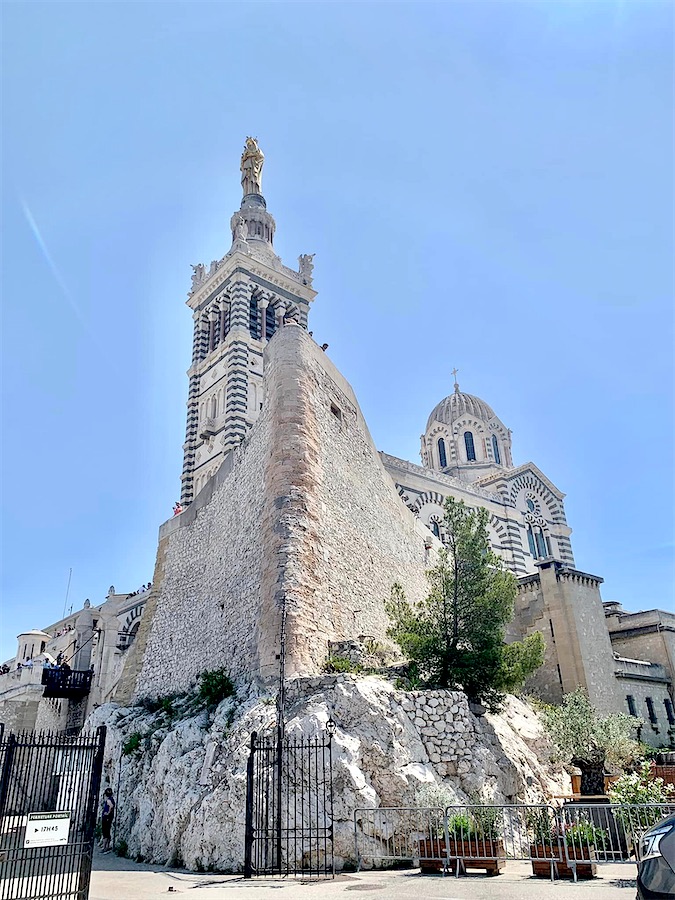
386, 497, 544, 710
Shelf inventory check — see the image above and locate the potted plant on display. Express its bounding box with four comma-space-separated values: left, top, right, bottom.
446, 808, 505, 876
526, 807, 562, 878
558, 819, 607, 879
414, 783, 454, 873
608, 761, 675, 857
417, 808, 447, 874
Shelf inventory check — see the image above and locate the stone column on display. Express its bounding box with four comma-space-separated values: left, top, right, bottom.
259, 298, 269, 345
221, 274, 251, 452
276, 300, 287, 331
208, 308, 219, 353
219, 295, 230, 343
180, 314, 205, 505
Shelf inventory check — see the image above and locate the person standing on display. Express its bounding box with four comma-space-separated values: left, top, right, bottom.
99, 788, 115, 853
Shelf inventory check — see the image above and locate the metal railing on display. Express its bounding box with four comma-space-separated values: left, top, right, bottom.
41, 668, 93, 699
445, 803, 562, 878
354, 801, 675, 880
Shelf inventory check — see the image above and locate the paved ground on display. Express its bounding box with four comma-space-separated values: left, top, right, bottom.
90, 852, 637, 899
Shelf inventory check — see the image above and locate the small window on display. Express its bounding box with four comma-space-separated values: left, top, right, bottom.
526, 498, 536, 513
330, 404, 342, 421
645, 697, 658, 724
211, 396, 218, 418
431, 520, 441, 539
626, 695, 637, 717
464, 431, 476, 461
438, 438, 447, 468
491, 434, 501, 465
535, 528, 547, 558
665, 699, 675, 726
545, 536, 552, 556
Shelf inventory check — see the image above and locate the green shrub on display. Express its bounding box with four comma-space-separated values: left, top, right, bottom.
197, 668, 235, 707
526, 807, 555, 844
122, 732, 142, 756
139, 692, 184, 716
472, 805, 501, 840
322, 656, 363, 675
565, 820, 608, 849
385, 500, 543, 711
608, 760, 675, 831
447, 813, 475, 839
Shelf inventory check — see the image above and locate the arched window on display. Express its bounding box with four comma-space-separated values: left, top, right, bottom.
249, 294, 261, 339
210, 310, 220, 352
464, 431, 476, 461
431, 520, 441, 539
535, 528, 547, 558
491, 434, 501, 465
438, 438, 447, 468
211, 396, 218, 419
265, 304, 276, 340
527, 525, 537, 558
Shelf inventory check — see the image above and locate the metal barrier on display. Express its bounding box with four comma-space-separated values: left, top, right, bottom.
353, 807, 448, 872
558, 802, 675, 881
444, 804, 562, 879
354, 802, 675, 881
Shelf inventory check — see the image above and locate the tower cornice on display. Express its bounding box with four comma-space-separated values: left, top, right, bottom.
186, 249, 317, 312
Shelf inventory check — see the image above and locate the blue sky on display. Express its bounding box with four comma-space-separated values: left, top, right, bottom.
1, 1, 673, 661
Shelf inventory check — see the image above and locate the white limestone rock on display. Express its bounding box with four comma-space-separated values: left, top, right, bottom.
86, 676, 568, 872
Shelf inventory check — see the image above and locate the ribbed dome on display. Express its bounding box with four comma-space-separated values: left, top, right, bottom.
426, 389, 497, 430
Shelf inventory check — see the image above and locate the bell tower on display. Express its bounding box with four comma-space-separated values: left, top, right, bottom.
180, 138, 317, 505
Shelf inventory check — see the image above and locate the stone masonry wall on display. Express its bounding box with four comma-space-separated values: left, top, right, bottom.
127, 399, 271, 699
129, 325, 433, 698
267, 326, 432, 676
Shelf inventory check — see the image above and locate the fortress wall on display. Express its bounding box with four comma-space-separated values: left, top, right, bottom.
263, 326, 432, 677
126, 395, 271, 700
125, 324, 432, 700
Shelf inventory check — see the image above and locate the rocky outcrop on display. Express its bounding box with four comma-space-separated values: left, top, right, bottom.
87, 675, 569, 871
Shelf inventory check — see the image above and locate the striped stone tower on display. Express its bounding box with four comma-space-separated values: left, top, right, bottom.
180, 138, 317, 505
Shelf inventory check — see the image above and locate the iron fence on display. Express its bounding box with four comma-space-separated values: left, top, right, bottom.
354, 801, 675, 880
0, 726, 106, 900
244, 728, 334, 878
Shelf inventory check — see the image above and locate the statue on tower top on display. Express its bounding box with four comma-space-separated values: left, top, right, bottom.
240, 137, 264, 196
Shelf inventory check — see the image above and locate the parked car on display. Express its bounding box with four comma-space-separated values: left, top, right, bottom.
637, 813, 675, 899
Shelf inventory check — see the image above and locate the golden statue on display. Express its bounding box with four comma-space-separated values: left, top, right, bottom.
240, 137, 264, 196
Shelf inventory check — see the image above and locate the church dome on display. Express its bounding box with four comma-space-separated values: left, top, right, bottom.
421, 381, 513, 480
426, 389, 497, 431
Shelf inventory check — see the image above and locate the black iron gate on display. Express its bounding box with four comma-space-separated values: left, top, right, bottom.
244, 723, 334, 877
0, 725, 106, 900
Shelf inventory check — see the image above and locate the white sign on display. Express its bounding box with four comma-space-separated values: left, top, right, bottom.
24, 811, 71, 848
